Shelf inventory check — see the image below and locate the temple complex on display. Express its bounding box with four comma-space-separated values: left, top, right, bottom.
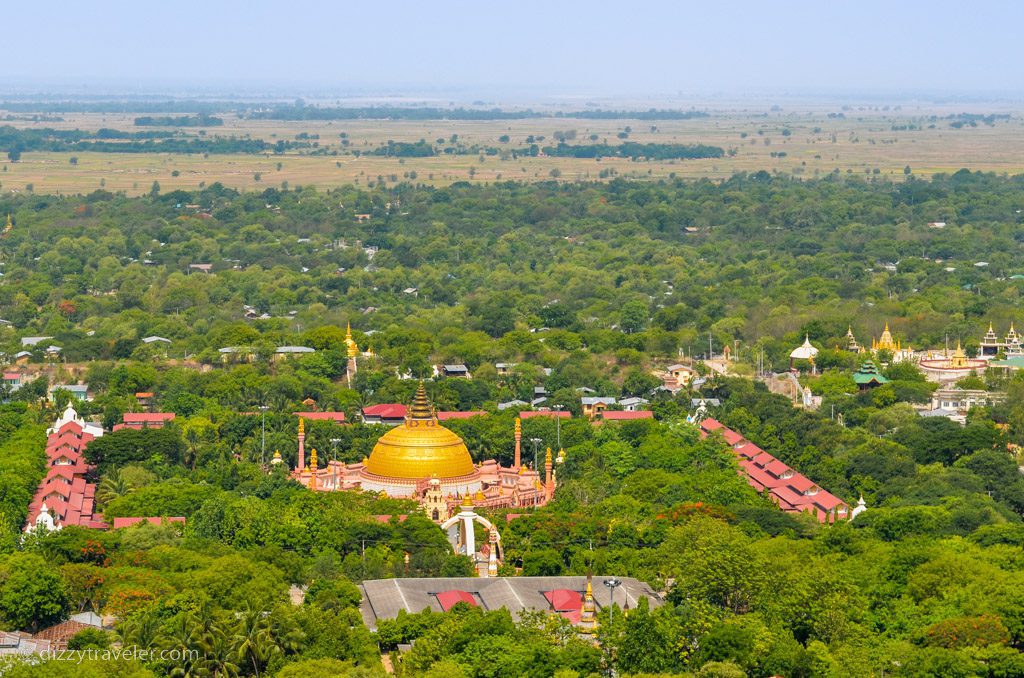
853, 359, 889, 390
979, 323, 1024, 359
845, 326, 863, 352
789, 335, 819, 373
871, 323, 914, 363
918, 340, 988, 384
292, 384, 556, 522
24, 404, 107, 533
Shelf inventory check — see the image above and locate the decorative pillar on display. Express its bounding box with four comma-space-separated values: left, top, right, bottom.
297, 417, 306, 471
514, 417, 522, 468
487, 527, 499, 577
544, 447, 553, 502
459, 499, 476, 558
579, 573, 597, 634
345, 322, 359, 387
308, 448, 318, 491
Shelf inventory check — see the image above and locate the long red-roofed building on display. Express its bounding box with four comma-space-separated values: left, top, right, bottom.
362, 404, 489, 425
294, 411, 347, 423
25, 405, 108, 532
113, 412, 176, 431
699, 417, 851, 523
595, 410, 653, 422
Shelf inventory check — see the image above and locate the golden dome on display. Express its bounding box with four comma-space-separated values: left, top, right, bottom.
364, 384, 475, 479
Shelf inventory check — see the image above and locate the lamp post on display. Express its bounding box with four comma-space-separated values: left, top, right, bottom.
553, 405, 563, 449
604, 577, 622, 627
530, 437, 542, 471
258, 405, 269, 466
330, 438, 341, 490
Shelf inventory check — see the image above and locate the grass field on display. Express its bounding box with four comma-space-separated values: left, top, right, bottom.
4, 106, 1024, 195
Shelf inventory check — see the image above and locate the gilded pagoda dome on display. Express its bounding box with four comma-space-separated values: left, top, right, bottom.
365, 384, 475, 479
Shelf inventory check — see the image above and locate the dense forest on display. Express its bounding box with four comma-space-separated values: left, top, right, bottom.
0, 173, 1023, 675
248, 106, 711, 121
0, 126, 311, 157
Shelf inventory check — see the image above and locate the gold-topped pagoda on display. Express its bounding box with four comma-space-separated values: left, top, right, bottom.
365, 383, 475, 479
290, 383, 554, 521
872, 323, 901, 352
949, 340, 969, 368
344, 322, 360, 385
344, 321, 359, 359
845, 326, 862, 353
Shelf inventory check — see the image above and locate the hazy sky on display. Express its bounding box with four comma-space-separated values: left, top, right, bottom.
5, 0, 1023, 97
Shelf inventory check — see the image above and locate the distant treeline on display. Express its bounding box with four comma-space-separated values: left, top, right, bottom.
371, 140, 435, 157
558, 109, 710, 120
542, 142, 725, 160
0, 100, 237, 114
1, 100, 713, 121
362, 139, 724, 160
0, 126, 308, 155
134, 114, 224, 127
250, 106, 711, 121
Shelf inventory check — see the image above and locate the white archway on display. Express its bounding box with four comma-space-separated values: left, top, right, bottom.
440, 503, 503, 572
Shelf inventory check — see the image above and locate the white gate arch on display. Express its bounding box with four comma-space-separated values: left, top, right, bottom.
440, 501, 503, 572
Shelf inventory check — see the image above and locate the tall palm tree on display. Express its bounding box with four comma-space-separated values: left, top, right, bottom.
233, 606, 277, 677
118, 610, 159, 651
196, 625, 240, 678
97, 469, 132, 506
162, 613, 201, 678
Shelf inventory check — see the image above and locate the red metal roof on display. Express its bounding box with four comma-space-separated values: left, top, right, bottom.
437, 411, 486, 420
294, 411, 347, 422
763, 459, 791, 478
544, 589, 583, 611
700, 418, 724, 432
721, 429, 745, 445
123, 412, 176, 423
436, 590, 478, 611
362, 404, 407, 419
519, 410, 571, 419
597, 410, 653, 421
733, 442, 763, 459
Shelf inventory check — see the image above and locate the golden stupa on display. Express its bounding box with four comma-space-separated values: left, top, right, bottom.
872, 322, 901, 352
364, 383, 475, 479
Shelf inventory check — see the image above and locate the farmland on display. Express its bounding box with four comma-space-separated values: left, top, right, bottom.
3, 103, 1024, 195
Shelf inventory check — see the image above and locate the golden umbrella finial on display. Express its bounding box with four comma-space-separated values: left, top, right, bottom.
409, 381, 433, 420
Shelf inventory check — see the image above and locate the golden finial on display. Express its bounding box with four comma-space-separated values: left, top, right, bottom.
298, 417, 304, 435
475, 489, 485, 501
545, 447, 552, 465
409, 382, 433, 420
514, 417, 521, 434
309, 447, 318, 471
461, 494, 473, 507
344, 321, 359, 358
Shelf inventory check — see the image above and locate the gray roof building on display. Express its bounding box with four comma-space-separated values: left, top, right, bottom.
359, 576, 661, 630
